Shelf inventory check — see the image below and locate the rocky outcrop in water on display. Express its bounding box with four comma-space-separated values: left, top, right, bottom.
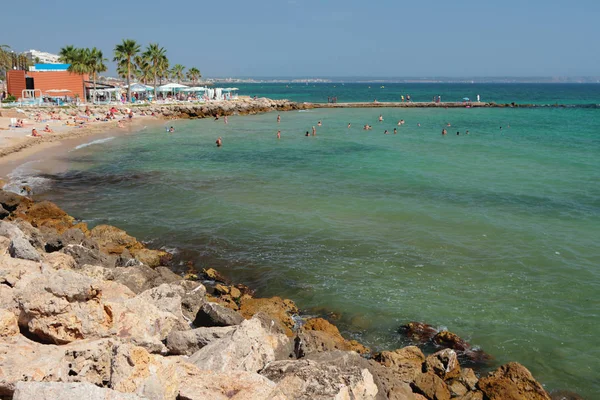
0, 189, 559, 399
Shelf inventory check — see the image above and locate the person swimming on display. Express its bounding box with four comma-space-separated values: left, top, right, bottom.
347, 123, 351, 128
442, 129, 447, 135
393, 128, 397, 134
384, 130, 389, 134
216, 137, 222, 147
456, 131, 460, 135
378, 115, 383, 122
277, 114, 281, 123
277, 130, 281, 139
169, 126, 174, 133
317, 121, 322, 127
305, 131, 310, 136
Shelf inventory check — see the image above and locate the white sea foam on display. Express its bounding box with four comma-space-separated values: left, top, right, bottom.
4, 160, 52, 195
73, 137, 115, 150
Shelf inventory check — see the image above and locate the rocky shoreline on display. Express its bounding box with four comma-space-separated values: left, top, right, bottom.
0, 189, 573, 400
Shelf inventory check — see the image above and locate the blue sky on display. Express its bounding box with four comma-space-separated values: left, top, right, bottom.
3, 0, 599, 77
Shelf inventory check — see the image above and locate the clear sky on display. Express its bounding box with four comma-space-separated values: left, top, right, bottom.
4, 0, 599, 77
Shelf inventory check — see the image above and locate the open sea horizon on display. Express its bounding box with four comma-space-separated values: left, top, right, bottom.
12, 83, 600, 397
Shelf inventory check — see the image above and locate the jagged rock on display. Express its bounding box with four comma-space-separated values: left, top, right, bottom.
13, 219, 45, 249
0, 335, 114, 397
155, 266, 182, 283
137, 283, 190, 330
456, 392, 484, 400
433, 330, 470, 352
0, 308, 19, 336
0, 190, 28, 211
448, 380, 468, 397
400, 321, 439, 343
42, 252, 77, 270
237, 296, 298, 336
412, 372, 451, 400
387, 383, 418, 400
0, 221, 41, 261
12, 381, 145, 400
177, 280, 206, 321
298, 317, 370, 355
195, 301, 244, 327
478, 362, 551, 400
131, 247, 170, 268
0, 236, 10, 255
9, 235, 41, 261
11, 200, 76, 233
109, 343, 178, 399
112, 265, 160, 293
425, 349, 461, 380
61, 243, 115, 269
373, 346, 425, 383
459, 368, 478, 391
188, 316, 290, 373
167, 325, 237, 355
202, 267, 230, 283
262, 351, 379, 400
176, 362, 277, 400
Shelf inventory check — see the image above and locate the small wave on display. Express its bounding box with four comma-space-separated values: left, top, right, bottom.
4, 161, 52, 195
298, 110, 312, 113
73, 137, 115, 150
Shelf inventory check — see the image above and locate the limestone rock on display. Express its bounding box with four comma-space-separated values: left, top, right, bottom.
0, 335, 114, 397
299, 317, 370, 355
11, 200, 75, 233
188, 316, 290, 373
43, 251, 77, 270
262, 351, 379, 400
0, 204, 8, 219
109, 343, 178, 399
176, 362, 277, 400
61, 244, 115, 269
459, 368, 478, 391
137, 283, 189, 329
12, 381, 146, 400
448, 380, 468, 397
177, 280, 206, 321
89, 224, 142, 255
433, 331, 470, 352
194, 301, 244, 327
0, 308, 19, 336
456, 392, 484, 400
112, 265, 162, 294
0, 190, 28, 212
167, 325, 236, 355
202, 267, 230, 283
425, 349, 461, 380
373, 346, 425, 383
411, 372, 451, 400
0, 236, 10, 255
9, 235, 41, 261
478, 362, 551, 400
238, 296, 298, 336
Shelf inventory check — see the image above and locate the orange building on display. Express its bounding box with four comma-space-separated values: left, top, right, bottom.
6, 64, 88, 99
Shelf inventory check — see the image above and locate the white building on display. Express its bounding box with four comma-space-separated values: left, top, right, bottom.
23, 49, 60, 64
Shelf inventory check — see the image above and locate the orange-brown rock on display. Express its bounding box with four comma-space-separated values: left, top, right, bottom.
433, 330, 470, 352
373, 346, 425, 383
478, 362, 551, 400
425, 349, 461, 380
238, 296, 298, 336
401, 321, 439, 343
300, 317, 370, 354
11, 201, 76, 233
412, 372, 451, 400
202, 267, 230, 284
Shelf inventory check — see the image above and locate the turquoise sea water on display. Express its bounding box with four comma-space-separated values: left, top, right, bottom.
28, 84, 600, 397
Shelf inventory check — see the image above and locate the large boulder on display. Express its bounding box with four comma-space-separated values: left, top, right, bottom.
425, 349, 461, 380
61, 244, 115, 269
11, 200, 77, 233
373, 346, 425, 384
400, 321, 439, 343
167, 325, 236, 356
298, 317, 370, 355
478, 362, 551, 400
0, 190, 29, 212
238, 296, 298, 336
194, 301, 244, 327
411, 372, 451, 400
137, 283, 190, 330
176, 362, 277, 400
0, 335, 114, 397
188, 315, 291, 373
12, 382, 145, 400
262, 351, 379, 400
0, 221, 40, 261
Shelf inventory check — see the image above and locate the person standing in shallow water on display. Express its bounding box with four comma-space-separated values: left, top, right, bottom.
394, 128, 397, 134
277, 114, 281, 123
277, 130, 281, 139
216, 137, 222, 147
312, 126, 316, 136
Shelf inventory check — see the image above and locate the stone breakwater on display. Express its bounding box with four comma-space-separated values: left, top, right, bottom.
0, 190, 566, 400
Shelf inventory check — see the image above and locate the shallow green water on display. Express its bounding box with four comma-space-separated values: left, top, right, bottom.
34, 106, 600, 397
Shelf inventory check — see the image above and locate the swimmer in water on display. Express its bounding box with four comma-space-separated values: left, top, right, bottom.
277, 130, 281, 139
169, 126, 174, 133
384, 130, 389, 134
466, 130, 469, 135
457, 131, 460, 135
393, 128, 397, 134
305, 131, 310, 136
277, 114, 281, 123
447, 122, 451, 127
417, 123, 421, 127
214, 113, 220, 121
442, 129, 447, 135
312, 126, 316, 136
216, 137, 222, 147
317, 121, 322, 127
378, 115, 383, 122
224, 115, 228, 124
400, 119, 405, 125
347, 123, 351, 128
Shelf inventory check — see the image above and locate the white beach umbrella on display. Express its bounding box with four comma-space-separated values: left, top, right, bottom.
157, 83, 189, 92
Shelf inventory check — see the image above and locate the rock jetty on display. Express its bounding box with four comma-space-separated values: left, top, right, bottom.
0, 189, 556, 399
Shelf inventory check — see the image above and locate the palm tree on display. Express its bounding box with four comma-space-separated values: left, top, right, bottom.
186, 67, 201, 85
171, 64, 185, 83
0, 45, 11, 77
143, 43, 167, 98
134, 55, 152, 85
58, 45, 78, 64
64, 48, 91, 101
113, 39, 140, 102
88, 47, 107, 103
